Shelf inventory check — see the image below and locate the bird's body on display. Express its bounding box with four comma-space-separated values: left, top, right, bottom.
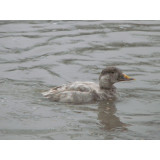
42, 81, 116, 104
42, 67, 134, 104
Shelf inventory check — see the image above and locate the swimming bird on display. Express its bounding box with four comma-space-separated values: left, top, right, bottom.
42, 66, 135, 104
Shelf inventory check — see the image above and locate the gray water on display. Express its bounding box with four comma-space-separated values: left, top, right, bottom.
0, 20, 160, 139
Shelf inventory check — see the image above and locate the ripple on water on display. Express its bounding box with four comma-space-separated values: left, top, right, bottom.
0, 20, 160, 139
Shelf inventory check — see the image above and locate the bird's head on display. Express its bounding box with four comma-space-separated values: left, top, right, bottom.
99, 67, 135, 89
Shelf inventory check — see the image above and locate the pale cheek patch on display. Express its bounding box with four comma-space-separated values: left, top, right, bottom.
101, 75, 110, 81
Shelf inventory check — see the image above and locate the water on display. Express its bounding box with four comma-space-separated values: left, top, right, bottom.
0, 20, 160, 139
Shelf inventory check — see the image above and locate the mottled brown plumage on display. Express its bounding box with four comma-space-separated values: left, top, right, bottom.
42, 67, 134, 104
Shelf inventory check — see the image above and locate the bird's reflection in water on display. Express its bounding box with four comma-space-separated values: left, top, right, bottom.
97, 100, 127, 131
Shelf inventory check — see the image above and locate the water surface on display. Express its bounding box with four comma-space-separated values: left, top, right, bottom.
0, 20, 160, 139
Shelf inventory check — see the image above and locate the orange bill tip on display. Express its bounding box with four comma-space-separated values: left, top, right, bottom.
123, 73, 135, 81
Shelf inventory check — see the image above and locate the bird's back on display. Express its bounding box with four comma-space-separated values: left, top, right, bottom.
42, 81, 100, 103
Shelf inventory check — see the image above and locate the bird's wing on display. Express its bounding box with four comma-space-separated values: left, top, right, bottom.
42, 81, 98, 97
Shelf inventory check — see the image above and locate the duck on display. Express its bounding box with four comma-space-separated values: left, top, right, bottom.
42, 66, 135, 104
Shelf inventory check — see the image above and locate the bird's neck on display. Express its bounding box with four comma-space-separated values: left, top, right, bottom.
99, 80, 114, 90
